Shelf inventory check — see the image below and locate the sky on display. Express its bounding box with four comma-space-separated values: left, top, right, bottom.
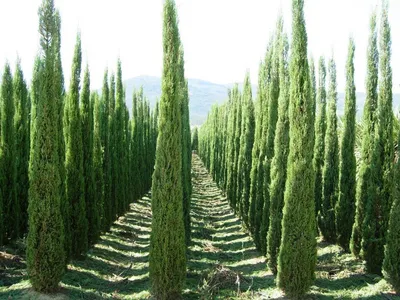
0, 0, 399, 93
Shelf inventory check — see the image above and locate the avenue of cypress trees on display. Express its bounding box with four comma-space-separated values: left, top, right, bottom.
236, 73, 255, 226
0, 62, 17, 242
80, 65, 97, 245
149, 0, 186, 298
313, 57, 327, 218
179, 47, 192, 246
351, 12, 379, 258
335, 38, 356, 251
92, 92, 104, 237
260, 21, 282, 255
319, 57, 339, 243
64, 33, 88, 258
277, 0, 317, 297
27, 0, 66, 290
266, 33, 289, 275
13, 60, 30, 235
362, 1, 393, 274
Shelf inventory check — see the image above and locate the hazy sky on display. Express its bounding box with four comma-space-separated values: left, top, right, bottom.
0, 0, 399, 92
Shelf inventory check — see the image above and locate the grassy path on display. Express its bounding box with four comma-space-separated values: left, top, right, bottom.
1, 154, 399, 299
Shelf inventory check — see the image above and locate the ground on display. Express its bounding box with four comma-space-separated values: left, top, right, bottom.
0, 154, 399, 299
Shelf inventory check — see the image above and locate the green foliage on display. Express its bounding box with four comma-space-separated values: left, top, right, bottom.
149, 0, 186, 298
336, 38, 356, 251
351, 12, 379, 259
319, 57, 339, 243
277, 0, 317, 297
236, 72, 255, 227
27, 0, 66, 291
0, 62, 17, 242
313, 57, 327, 218
266, 33, 289, 275
64, 33, 88, 258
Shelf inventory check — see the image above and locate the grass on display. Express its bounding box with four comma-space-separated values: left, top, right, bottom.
0, 154, 399, 299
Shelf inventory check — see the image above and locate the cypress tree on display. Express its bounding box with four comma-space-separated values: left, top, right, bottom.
131, 91, 140, 202
0, 62, 18, 241
109, 73, 116, 221
266, 33, 289, 275
92, 92, 104, 238
13, 59, 29, 235
254, 41, 273, 250
335, 38, 356, 251
277, 0, 317, 297
248, 60, 266, 234
236, 73, 255, 226
310, 57, 316, 125
362, 1, 393, 274
64, 33, 88, 258
232, 86, 242, 211
383, 125, 400, 292
260, 21, 283, 255
115, 60, 126, 216
226, 88, 238, 207
178, 47, 192, 246
80, 65, 97, 245
319, 57, 339, 243
27, 0, 66, 291
313, 57, 327, 218
101, 70, 112, 230
351, 12, 379, 258
191, 127, 198, 151
149, 0, 186, 298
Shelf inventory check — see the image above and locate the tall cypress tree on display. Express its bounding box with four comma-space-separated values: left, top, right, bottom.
0, 62, 17, 241
351, 12, 379, 258
80, 65, 97, 245
383, 124, 400, 292
313, 57, 327, 218
178, 47, 192, 246
237, 73, 255, 226
149, 0, 186, 298
260, 21, 283, 255
101, 70, 112, 230
266, 33, 289, 275
362, 1, 393, 274
277, 0, 316, 297
248, 60, 265, 234
115, 60, 126, 216
13, 59, 29, 235
92, 92, 104, 238
226, 88, 238, 207
27, 0, 66, 291
335, 38, 356, 251
64, 33, 88, 258
254, 43, 273, 250
319, 57, 339, 243
192, 127, 198, 151
109, 73, 117, 221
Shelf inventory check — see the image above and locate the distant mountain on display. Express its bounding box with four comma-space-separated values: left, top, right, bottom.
122, 76, 400, 126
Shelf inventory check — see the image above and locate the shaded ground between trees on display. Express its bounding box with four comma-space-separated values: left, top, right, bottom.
0, 154, 399, 299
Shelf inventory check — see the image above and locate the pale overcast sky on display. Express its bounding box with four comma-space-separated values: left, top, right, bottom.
0, 0, 399, 92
